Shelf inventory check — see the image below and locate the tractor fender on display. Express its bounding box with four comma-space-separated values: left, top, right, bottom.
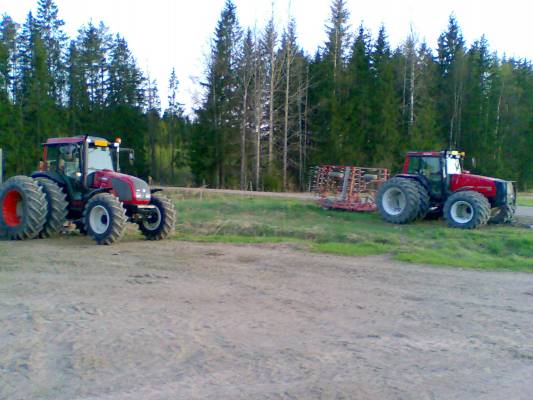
83, 188, 113, 202
394, 174, 429, 190
30, 172, 67, 188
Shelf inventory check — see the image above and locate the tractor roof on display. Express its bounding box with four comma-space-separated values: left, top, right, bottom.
407, 151, 442, 157
407, 150, 465, 158
44, 136, 108, 146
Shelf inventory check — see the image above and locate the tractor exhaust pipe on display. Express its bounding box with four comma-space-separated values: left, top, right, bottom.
82, 135, 89, 190
0, 148, 3, 184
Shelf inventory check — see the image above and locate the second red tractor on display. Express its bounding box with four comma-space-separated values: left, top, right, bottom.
376, 150, 516, 229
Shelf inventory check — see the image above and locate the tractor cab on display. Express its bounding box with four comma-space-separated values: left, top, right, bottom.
401, 150, 465, 200
40, 137, 121, 200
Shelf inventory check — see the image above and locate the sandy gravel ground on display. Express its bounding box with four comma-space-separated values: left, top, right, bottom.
1, 236, 533, 400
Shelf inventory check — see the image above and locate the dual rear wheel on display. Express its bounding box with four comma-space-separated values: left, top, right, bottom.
377, 178, 428, 225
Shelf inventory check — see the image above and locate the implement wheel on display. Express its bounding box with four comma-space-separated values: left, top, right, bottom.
0, 176, 48, 240
84, 193, 127, 245
138, 194, 176, 240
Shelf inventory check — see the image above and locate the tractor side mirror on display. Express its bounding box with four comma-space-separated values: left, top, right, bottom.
129, 151, 135, 165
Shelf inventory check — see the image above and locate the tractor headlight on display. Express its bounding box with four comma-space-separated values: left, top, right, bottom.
507, 182, 515, 203
136, 188, 151, 200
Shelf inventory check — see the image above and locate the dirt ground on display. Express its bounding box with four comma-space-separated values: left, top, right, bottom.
1, 235, 533, 400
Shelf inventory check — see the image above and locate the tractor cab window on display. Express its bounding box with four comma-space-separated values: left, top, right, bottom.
408, 156, 441, 178
446, 157, 462, 175
46, 144, 82, 179
88, 146, 115, 173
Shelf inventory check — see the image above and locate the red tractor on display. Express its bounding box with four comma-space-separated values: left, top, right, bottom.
376, 150, 517, 229
0, 135, 176, 244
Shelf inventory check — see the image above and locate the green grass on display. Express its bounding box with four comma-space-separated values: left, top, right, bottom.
517, 195, 533, 207
171, 191, 533, 272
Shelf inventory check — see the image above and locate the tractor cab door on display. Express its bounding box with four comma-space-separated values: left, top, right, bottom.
46, 144, 83, 199
407, 156, 444, 199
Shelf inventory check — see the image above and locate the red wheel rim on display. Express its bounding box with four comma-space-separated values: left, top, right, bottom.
2, 190, 22, 227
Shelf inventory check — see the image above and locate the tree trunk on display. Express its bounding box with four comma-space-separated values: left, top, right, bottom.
268, 46, 275, 172
240, 85, 248, 190
283, 46, 291, 191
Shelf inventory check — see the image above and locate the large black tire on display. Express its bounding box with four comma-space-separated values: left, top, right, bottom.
0, 176, 48, 240
377, 177, 422, 224
412, 180, 430, 219
83, 193, 127, 245
444, 191, 490, 229
138, 194, 176, 240
489, 205, 516, 224
35, 178, 68, 238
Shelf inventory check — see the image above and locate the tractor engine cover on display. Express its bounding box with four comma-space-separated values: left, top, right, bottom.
91, 171, 151, 205
450, 174, 515, 207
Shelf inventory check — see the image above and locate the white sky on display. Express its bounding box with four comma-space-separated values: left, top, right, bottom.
2, 0, 532, 114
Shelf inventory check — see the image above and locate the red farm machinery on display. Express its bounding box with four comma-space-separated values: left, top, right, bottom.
313, 150, 517, 230
0, 135, 176, 245
312, 166, 389, 212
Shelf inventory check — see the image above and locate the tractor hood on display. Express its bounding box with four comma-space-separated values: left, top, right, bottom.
450, 173, 515, 206
90, 170, 151, 205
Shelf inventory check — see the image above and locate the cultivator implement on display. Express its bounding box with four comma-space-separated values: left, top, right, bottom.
311, 166, 389, 212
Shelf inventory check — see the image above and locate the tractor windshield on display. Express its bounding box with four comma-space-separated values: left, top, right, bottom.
88, 146, 115, 172
446, 157, 462, 175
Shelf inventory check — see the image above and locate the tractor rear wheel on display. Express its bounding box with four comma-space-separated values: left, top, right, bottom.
0, 176, 48, 240
412, 180, 430, 219
444, 191, 490, 229
138, 194, 176, 240
84, 193, 127, 245
489, 205, 516, 224
35, 178, 68, 238
377, 177, 422, 224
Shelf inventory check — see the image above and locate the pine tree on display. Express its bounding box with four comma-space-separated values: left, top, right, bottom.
322, 0, 351, 165
370, 25, 401, 167
194, 0, 241, 187
437, 15, 467, 147
35, 0, 67, 104
263, 11, 281, 173
342, 24, 372, 164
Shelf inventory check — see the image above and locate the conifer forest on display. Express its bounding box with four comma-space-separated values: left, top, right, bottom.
1, 0, 532, 190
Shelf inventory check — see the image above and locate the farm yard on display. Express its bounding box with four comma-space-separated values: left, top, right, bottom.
1, 190, 533, 399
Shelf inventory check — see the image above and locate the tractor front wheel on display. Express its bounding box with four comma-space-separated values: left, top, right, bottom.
0, 176, 48, 240
138, 194, 176, 240
84, 193, 127, 245
377, 178, 422, 224
444, 191, 490, 229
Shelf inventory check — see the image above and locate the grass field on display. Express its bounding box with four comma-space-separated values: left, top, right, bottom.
171, 192, 533, 272
518, 194, 533, 207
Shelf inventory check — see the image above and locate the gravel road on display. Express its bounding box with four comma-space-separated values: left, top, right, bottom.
1, 236, 532, 399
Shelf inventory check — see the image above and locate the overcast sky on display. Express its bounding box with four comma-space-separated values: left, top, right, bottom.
2, 0, 532, 114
